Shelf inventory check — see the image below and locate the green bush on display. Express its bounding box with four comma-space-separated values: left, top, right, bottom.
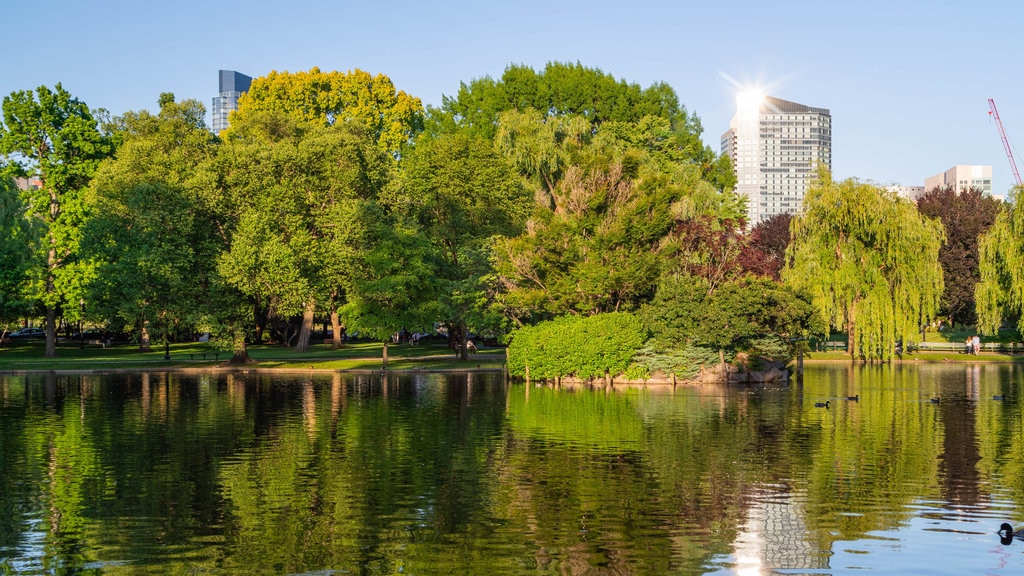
631, 342, 720, 380
507, 312, 647, 380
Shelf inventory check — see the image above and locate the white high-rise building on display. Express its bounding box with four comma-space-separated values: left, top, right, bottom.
211, 70, 252, 135
721, 94, 832, 225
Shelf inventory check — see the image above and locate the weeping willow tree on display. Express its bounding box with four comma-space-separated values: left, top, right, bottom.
783, 169, 944, 361
976, 187, 1022, 335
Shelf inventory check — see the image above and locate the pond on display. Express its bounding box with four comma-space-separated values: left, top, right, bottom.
1, 364, 1024, 574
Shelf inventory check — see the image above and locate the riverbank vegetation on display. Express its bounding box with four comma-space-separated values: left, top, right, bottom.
1, 63, 1021, 380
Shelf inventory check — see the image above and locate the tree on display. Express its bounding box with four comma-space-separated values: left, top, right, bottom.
215, 113, 391, 353
226, 68, 424, 155
784, 170, 944, 360
0, 84, 112, 356
976, 186, 1024, 336
740, 213, 793, 281
640, 273, 820, 371
82, 95, 217, 351
434, 61, 734, 190
0, 176, 36, 334
386, 132, 530, 359
492, 112, 745, 324
916, 185, 1001, 327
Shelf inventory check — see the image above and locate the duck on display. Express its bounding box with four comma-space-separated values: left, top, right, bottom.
999, 523, 1022, 545
929, 397, 941, 404
814, 400, 831, 408
847, 394, 860, 401
994, 395, 1006, 401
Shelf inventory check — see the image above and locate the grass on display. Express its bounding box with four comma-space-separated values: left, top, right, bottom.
0, 339, 506, 372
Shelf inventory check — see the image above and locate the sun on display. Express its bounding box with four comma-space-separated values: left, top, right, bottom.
736, 87, 765, 117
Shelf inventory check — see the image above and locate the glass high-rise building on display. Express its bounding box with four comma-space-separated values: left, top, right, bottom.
211, 70, 252, 134
721, 95, 831, 225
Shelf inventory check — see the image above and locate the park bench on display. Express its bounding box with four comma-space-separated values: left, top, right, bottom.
184, 352, 221, 360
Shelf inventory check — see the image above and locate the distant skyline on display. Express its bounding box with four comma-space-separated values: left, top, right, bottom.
4, 0, 1023, 195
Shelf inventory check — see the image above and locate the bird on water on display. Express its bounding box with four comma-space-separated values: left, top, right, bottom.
999, 523, 1022, 545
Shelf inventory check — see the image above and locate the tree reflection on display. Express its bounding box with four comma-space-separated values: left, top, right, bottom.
1, 365, 1024, 573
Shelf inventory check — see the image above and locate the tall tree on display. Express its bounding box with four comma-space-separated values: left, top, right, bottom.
0, 176, 37, 334
784, 170, 944, 360
385, 132, 530, 359
976, 186, 1024, 335
216, 113, 390, 353
916, 185, 1001, 327
0, 84, 112, 356
82, 95, 217, 352
434, 61, 734, 190
492, 112, 744, 324
226, 67, 424, 155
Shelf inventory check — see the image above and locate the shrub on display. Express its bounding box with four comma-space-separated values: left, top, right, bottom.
507, 312, 647, 380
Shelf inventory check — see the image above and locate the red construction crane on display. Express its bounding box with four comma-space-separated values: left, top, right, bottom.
988, 98, 1023, 187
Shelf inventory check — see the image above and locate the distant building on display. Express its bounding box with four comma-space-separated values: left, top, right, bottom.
888, 185, 927, 201
722, 95, 832, 226
924, 165, 993, 196
211, 70, 252, 134
14, 176, 42, 191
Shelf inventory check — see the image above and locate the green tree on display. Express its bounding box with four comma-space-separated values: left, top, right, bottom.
0, 176, 36, 334
916, 185, 1001, 327
976, 186, 1024, 335
492, 112, 744, 324
784, 170, 944, 360
227, 67, 424, 155
82, 95, 217, 351
0, 84, 112, 356
216, 113, 391, 353
434, 61, 734, 190
640, 274, 820, 374
385, 132, 530, 359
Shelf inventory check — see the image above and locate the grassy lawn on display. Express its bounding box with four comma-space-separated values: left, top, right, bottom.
0, 339, 506, 372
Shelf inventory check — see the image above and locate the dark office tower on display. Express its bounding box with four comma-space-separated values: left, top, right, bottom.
211, 70, 252, 134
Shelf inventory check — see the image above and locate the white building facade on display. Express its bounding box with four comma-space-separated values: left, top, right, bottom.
923, 165, 992, 196
722, 95, 832, 225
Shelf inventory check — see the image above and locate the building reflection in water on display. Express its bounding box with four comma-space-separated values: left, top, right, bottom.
731, 484, 827, 574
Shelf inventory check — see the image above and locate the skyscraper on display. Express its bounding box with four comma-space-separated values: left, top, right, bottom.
211, 70, 252, 134
721, 94, 831, 225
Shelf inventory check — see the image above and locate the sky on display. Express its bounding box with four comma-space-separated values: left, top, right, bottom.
5, 0, 1024, 195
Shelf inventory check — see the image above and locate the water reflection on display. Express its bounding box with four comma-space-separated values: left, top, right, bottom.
1, 365, 1024, 574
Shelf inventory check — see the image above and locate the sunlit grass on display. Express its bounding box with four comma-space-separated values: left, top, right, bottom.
0, 339, 505, 372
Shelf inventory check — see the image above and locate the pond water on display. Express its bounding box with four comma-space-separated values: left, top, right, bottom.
1, 364, 1024, 574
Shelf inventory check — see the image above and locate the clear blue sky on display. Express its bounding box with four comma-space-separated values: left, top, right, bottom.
5, 0, 1023, 195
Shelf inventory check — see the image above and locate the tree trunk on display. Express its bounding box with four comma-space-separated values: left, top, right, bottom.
458, 318, 469, 361
44, 189, 59, 359
44, 307, 56, 358
330, 310, 344, 349
295, 300, 315, 353
382, 342, 389, 369
140, 321, 151, 352
230, 337, 252, 364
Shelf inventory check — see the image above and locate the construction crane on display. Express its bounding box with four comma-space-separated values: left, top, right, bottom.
988, 98, 1023, 187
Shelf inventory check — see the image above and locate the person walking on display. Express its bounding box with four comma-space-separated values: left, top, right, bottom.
973, 334, 981, 355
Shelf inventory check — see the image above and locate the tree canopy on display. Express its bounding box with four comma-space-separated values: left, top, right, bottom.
784, 170, 945, 360
0, 83, 112, 356
976, 186, 1024, 335
228, 68, 424, 155
916, 185, 1001, 327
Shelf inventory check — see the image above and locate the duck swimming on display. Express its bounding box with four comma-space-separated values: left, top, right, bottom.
999, 523, 1022, 545
814, 401, 830, 408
